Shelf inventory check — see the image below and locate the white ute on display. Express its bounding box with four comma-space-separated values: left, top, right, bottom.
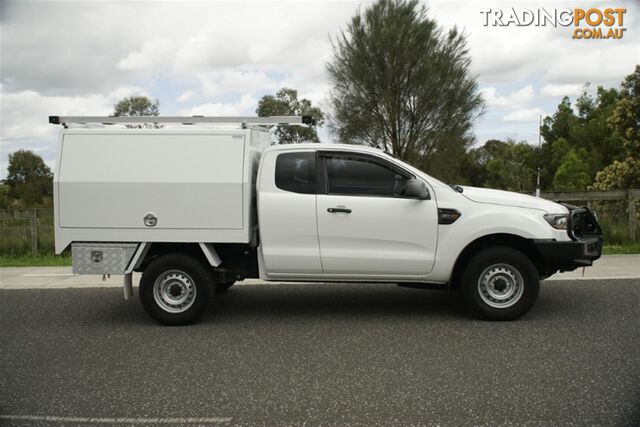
50, 115, 603, 324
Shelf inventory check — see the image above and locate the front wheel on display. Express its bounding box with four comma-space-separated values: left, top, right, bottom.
460, 246, 539, 321
139, 254, 213, 325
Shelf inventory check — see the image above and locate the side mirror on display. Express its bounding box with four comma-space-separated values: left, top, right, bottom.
404, 178, 429, 199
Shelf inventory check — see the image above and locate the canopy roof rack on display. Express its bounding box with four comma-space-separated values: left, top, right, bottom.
49, 115, 315, 127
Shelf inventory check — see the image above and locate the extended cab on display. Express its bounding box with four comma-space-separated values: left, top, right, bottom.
50, 115, 603, 324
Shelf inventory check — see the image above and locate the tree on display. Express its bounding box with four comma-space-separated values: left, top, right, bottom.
419, 131, 470, 184
575, 83, 595, 119
541, 97, 577, 144
609, 65, 640, 156
540, 85, 624, 190
592, 157, 640, 190
256, 88, 324, 144
113, 95, 161, 128
460, 139, 538, 191
550, 137, 571, 172
552, 149, 591, 190
483, 140, 537, 192
458, 146, 489, 187
327, 0, 483, 166
592, 66, 640, 190
5, 150, 53, 207
539, 96, 579, 188
571, 86, 624, 173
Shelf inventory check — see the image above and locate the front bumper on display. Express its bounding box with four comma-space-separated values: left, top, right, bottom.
535, 203, 603, 273
533, 237, 603, 272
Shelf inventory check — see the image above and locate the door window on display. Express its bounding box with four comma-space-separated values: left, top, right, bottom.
275, 152, 316, 194
325, 155, 409, 197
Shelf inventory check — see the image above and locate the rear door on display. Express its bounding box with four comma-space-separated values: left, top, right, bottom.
257, 150, 322, 275
316, 151, 438, 277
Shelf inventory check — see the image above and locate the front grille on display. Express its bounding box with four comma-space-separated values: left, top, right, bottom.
567, 206, 602, 240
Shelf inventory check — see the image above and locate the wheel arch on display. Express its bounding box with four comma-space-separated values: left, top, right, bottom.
134, 242, 257, 281
450, 233, 543, 290
135, 243, 213, 272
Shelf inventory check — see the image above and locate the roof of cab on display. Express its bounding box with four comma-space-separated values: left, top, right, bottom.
265, 143, 385, 155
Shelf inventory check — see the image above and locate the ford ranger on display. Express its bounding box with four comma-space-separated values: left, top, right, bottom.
50, 115, 602, 325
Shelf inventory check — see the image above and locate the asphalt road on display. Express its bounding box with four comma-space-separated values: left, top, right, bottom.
1, 279, 639, 426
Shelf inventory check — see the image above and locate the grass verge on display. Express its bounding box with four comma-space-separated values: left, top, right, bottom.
602, 243, 640, 255
0, 254, 72, 267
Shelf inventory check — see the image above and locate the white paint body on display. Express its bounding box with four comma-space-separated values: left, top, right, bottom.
55, 129, 570, 284
257, 144, 570, 283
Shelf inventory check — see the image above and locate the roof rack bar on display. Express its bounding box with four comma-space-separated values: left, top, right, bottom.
49, 115, 315, 126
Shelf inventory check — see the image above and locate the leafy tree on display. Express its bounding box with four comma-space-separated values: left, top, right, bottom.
608, 65, 640, 156
484, 141, 537, 192
113, 95, 161, 128
571, 87, 624, 171
540, 85, 624, 189
327, 0, 484, 166
576, 82, 596, 119
256, 88, 324, 144
592, 66, 640, 190
550, 137, 571, 172
592, 157, 640, 190
552, 149, 591, 190
539, 97, 579, 188
5, 150, 53, 207
458, 146, 489, 187
419, 131, 470, 184
461, 139, 538, 191
541, 96, 577, 144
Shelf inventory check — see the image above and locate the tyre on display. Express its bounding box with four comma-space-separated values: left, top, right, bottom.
460, 246, 539, 321
215, 281, 235, 294
139, 253, 213, 325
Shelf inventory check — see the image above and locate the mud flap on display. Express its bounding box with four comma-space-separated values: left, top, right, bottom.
124, 273, 133, 300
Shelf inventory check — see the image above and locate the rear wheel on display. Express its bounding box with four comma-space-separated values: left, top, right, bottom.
139, 254, 213, 325
461, 246, 539, 320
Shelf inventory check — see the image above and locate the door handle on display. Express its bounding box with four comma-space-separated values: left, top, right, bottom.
327, 207, 352, 214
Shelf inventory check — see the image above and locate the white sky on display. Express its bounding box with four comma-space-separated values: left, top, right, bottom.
1, 0, 638, 177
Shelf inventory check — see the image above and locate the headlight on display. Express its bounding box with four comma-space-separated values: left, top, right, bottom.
544, 214, 568, 230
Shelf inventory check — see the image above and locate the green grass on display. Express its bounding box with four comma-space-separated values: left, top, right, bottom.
603, 243, 640, 255
0, 211, 56, 257
0, 254, 71, 267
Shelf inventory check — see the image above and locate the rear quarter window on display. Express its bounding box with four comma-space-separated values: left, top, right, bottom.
275, 152, 316, 194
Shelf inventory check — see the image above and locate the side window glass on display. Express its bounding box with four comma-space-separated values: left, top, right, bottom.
275, 152, 316, 194
325, 156, 408, 197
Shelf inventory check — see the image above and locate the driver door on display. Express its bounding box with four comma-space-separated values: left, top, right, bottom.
316, 152, 438, 278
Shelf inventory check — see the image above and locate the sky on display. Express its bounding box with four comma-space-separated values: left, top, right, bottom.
1, 0, 638, 178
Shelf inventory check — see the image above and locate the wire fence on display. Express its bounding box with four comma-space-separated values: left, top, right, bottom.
0, 209, 55, 256
0, 189, 638, 256
538, 189, 639, 244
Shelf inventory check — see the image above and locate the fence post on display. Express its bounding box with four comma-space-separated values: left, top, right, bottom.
30, 208, 38, 256
629, 190, 637, 242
